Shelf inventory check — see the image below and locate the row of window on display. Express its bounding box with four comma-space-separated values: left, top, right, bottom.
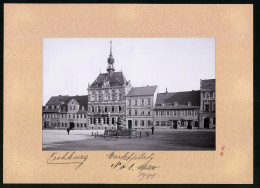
132, 120, 152, 126
128, 109, 151, 116
203, 103, 215, 112
48, 122, 87, 128
89, 117, 118, 124
155, 121, 198, 126
127, 98, 151, 106
45, 105, 85, 111
89, 105, 122, 113
43, 114, 87, 119
91, 92, 123, 102
45, 105, 60, 110
201, 92, 215, 99
155, 110, 199, 116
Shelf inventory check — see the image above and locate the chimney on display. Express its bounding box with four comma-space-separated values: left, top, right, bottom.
166, 88, 168, 94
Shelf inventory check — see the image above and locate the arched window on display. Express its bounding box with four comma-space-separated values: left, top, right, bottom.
98, 91, 102, 101
105, 106, 107, 112
91, 106, 94, 112
91, 92, 95, 102
111, 90, 116, 101
94, 93, 98, 101
118, 92, 122, 101
106, 92, 110, 101
119, 106, 121, 112
112, 106, 115, 112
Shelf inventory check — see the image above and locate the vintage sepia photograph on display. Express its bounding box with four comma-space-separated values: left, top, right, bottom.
42, 38, 216, 151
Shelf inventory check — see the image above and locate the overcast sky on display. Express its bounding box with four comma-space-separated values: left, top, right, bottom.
43, 38, 215, 105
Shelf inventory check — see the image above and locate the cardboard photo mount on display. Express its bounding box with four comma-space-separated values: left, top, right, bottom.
3, 4, 253, 184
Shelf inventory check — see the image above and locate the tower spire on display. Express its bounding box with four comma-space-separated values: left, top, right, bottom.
110, 40, 112, 55
107, 40, 115, 77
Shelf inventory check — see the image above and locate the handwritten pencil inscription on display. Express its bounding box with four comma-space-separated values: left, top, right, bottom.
46, 151, 88, 170
106, 151, 160, 181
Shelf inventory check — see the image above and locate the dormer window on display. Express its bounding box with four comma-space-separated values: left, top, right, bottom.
45, 106, 48, 109
52, 105, 54, 109
82, 106, 85, 110
188, 102, 191, 106
70, 106, 72, 110
56, 105, 59, 109
174, 102, 178, 106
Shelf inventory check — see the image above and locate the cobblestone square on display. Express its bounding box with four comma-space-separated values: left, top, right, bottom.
43, 129, 215, 151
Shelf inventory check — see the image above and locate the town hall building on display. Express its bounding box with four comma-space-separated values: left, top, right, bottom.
87, 41, 132, 129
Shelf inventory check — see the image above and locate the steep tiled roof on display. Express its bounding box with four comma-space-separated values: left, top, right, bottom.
155, 90, 200, 108
45, 95, 69, 106
71, 95, 88, 108
60, 95, 88, 111
201, 79, 215, 90
126, 86, 157, 97
60, 95, 88, 112
43, 109, 60, 113
90, 72, 128, 88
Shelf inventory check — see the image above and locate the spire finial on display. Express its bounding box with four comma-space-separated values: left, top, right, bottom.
110, 40, 112, 55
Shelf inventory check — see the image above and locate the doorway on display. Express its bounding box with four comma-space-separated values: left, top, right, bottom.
195, 121, 198, 127
173, 121, 178, 129
69, 122, 75, 130
128, 120, 132, 129
187, 121, 192, 129
44, 121, 49, 129
204, 118, 210, 129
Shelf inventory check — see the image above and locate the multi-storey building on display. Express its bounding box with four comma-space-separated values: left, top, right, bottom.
125, 86, 158, 129
153, 89, 200, 129
42, 95, 88, 129
87, 41, 132, 130
42, 95, 68, 129
199, 79, 215, 129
